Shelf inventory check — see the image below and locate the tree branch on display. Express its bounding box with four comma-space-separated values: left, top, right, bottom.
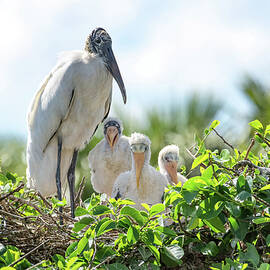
9, 240, 49, 267
213, 128, 239, 153
0, 182, 24, 202
244, 138, 255, 160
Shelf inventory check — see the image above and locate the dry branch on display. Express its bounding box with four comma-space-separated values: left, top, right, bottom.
0, 192, 76, 263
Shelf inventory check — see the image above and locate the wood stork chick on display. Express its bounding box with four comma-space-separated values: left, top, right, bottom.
26, 27, 127, 219
88, 117, 132, 196
158, 145, 187, 186
112, 133, 168, 210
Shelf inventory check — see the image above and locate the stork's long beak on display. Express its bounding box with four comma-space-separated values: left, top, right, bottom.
106, 126, 119, 150
165, 161, 178, 185
103, 45, 127, 104
133, 152, 145, 189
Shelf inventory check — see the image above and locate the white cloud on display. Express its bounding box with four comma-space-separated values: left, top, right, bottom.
0, 0, 270, 136
122, 1, 270, 93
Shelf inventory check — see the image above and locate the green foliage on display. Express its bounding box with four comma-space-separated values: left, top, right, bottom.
1, 120, 270, 269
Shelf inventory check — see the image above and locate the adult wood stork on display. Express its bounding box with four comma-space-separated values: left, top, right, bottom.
26, 27, 127, 219
158, 145, 187, 185
88, 117, 132, 196
111, 133, 168, 210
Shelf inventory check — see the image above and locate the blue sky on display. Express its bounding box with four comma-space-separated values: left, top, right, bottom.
1, 0, 270, 138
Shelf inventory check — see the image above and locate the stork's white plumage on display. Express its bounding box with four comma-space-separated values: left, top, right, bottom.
26, 28, 127, 219
88, 117, 132, 196
112, 133, 168, 210
158, 145, 187, 185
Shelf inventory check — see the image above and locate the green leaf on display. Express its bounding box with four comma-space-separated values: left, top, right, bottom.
73, 217, 94, 232
259, 263, 270, 270
161, 245, 184, 267
249, 120, 264, 132
138, 246, 152, 261
141, 203, 150, 212
192, 153, 209, 169
253, 217, 270, 224
235, 191, 251, 202
155, 226, 177, 237
66, 242, 78, 258
149, 203, 165, 217
118, 199, 135, 205
260, 184, 270, 191
183, 176, 213, 191
120, 206, 145, 226
239, 243, 259, 267
196, 198, 224, 219
209, 120, 220, 130
0, 243, 7, 256
225, 202, 241, 217
76, 236, 88, 255
182, 190, 198, 203
266, 234, 270, 246
143, 229, 155, 244
148, 245, 160, 262
265, 124, 270, 136
236, 175, 251, 193
96, 220, 116, 237
228, 216, 249, 240
220, 149, 231, 162
106, 263, 129, 270
187, 216, 200, 230
204, 217, 225, 233
127, 225, 139, 244
118, 216, 132, 229
75, 207, 89, 217
92, 205, 111, 216
201, 241, 219, 256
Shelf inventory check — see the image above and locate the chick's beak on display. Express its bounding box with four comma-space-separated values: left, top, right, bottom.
165, 161, 178, 185
133, 152, 145, 189
106, 126, 119, 149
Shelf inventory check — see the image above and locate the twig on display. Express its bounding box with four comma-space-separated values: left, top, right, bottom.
0, 209, 34, 220
0, 182, 24, 202
75, 176, 86, 205
212, 161, 240, 176
9, 240, 49, 267
37, 192, 53, 209
185, 148, 207, 169
26, 260, 46, 270
256, 132, 270, 148
37, 192, 74, 222
91, 254, 117, 270
213, 128, 238, 153
253, 194, 270, 208
244, 138, 255, 160
9, 195, 43, 214
177, 215, 200, 239
208, 153, 218, 181
88, 238, 97, 269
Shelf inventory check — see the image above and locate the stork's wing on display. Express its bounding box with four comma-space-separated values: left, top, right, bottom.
43, 88, 75, 152
27, 53, 81, 152
102, 91, 112, 123
111, 172, 129, 199
88, 91, 112, 144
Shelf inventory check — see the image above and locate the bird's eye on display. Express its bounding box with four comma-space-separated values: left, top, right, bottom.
96, 37, 101, 44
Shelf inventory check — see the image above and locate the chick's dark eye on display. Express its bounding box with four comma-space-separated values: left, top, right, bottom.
96, 37, 101, 44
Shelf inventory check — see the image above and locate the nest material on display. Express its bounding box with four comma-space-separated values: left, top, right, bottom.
0, 182, 84, 264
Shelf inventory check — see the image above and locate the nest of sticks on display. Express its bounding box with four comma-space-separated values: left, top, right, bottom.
0, 179, 86, 264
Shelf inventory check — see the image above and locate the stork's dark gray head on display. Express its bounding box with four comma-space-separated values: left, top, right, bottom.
87, 28, 112, 55
85, 27, 127, 104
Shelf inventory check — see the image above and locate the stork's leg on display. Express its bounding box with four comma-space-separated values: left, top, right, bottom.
56, 136, 63, 224
67, 149, 78, 218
